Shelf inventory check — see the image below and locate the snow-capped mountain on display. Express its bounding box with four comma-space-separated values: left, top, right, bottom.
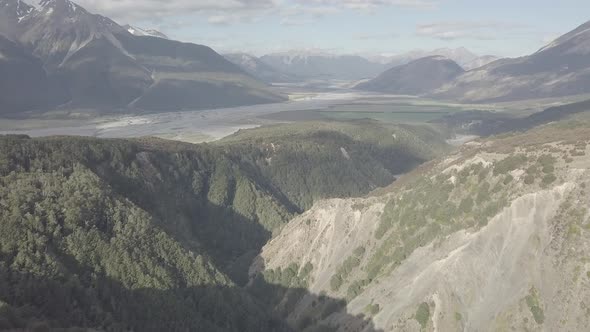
13, 0, 127, 68
257, 47, 497, 81
123, 24, 168, 39
0, 0, 284, 115
260, 51, 385, 80
462, 55, 499, 70
224, 53, 294, 83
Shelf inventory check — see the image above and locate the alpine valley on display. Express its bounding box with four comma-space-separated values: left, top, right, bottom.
1, 1, 590, 332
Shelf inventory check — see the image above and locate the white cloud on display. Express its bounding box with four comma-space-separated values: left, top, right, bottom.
299, 0, 437, 10
74, 0, 277, 22
354, 32, 398, 40
416, 21, 531, 40
71, 0, 436, 26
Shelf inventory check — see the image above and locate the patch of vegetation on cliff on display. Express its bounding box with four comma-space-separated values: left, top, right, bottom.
415, 302, 431, 329
525, 287, 545, 324
330, 247, 365, 291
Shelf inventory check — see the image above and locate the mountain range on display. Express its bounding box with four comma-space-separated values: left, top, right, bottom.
0, 0, 285, 116
432, 20, 590, 102
357, 20, 590, 103
373, 47, 498, 70
259, 52, 386, 81
222, 48, 496, 83
224, 53, 295, 83
355, 56, 465, 95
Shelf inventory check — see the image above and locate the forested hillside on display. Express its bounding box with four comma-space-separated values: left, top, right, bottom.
0, 120, 447, 331
219, 120, 449, 210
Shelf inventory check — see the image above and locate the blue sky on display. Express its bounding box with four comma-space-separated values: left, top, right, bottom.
78, 0, 590, 57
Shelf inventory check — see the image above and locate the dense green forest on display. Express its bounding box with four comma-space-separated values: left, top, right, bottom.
219, 120, 449, 209
0, 121, 447, 331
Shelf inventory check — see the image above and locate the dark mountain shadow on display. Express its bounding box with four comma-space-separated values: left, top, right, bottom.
247, 261, 383, 332
0, 267, 382, 332
433, 99, 590, 137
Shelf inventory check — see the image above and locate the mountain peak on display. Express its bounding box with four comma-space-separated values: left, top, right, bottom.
426, 55, 451, 61
37, 0, 84, 16
0, 0, 35, 22
536, 20, 590, 55
123, 24, 168, 39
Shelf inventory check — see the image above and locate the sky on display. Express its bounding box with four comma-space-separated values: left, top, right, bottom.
75, 0, 590, 57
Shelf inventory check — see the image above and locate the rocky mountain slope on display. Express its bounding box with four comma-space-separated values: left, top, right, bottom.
0, 34, 49, 112
433, 20, 590, 102
0, 0, 284, 115
355, 56, 465, 95
252, 116, 590, 331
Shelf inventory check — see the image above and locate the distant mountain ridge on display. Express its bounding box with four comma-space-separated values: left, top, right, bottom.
260, 52, 385, 80
243, 48, 496, 82
224, 53, 295, 83
380, 47, 499, 70
432, 20, 590, 102
355, 56, 465, 95
0, 0, 285, 116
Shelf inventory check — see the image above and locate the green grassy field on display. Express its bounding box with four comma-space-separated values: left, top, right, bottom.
261, 103, 468, 124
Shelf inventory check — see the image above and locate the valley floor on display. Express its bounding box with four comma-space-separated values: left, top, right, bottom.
1, 86, 496, 144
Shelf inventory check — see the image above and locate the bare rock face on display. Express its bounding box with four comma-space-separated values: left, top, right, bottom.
253, 121, 590, 331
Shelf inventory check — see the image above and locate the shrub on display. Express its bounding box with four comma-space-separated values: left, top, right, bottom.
415, 302, 430, 328
542, 164, 554, 174
525, 288, 545, 324
353, 246, 366, 257
365, 303, 380, 315
542, 174, 557, 185
459, 197, 474, 214
330, 275, 343, 291
524, 174, 535, 185
503, 174, 514, 185
493, 154, 527, 175
537, 154, 556, 168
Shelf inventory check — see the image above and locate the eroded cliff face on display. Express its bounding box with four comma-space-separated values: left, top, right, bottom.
251, 122, 590, 331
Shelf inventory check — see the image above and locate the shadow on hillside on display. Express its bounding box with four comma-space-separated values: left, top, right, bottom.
0, 267, 382, 332
433, 99, 590, 137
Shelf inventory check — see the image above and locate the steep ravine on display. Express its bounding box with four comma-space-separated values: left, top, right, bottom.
251, 122, 590, 331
